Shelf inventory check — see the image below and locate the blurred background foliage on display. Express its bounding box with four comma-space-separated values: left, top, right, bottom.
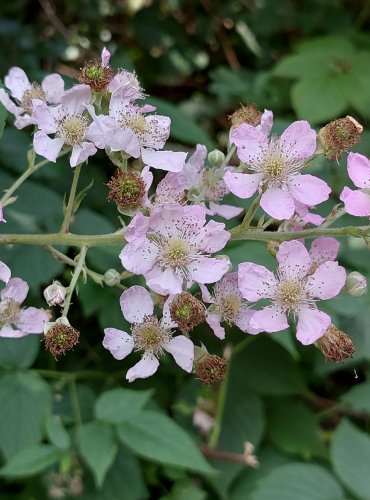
1, 0, 370, 499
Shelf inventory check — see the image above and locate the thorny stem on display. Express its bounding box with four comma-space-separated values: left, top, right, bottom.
62, 245, 88, 317
60, 163, 82, 233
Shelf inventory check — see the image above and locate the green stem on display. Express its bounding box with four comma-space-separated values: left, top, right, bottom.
32, 368, 122, 380
60, 163, 82, 233
222, 144, 236, 167
62, 245, 88, 317
238, 194, 262, 230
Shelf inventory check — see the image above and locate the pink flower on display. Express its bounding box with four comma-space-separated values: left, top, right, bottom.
224, 121, 331, 220
108, 69, 145, 102
0, 278, 50, 338
340, 152, 370, 217
309, 237, 339, 270
120, 204, 231, 295
0, 204, 6, 223
103, 285, 194, 382
238, 240, 346, 345
32, 84, 97, 167
101, 47, 111, 67
152, 171, 187, 207
199, 272, 260, 339
0, 67, 65, 129
0, 260, 11, 284
184, 145, 243, 219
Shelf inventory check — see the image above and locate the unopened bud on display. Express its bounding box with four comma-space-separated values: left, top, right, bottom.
43, 281, 67, 307
44, 317, 80, 359
345, 271, 367, 297
316, 324, 355, 362
318, 116, 362, 161
207, 149, 225, 167
104, 268, 121, 287
79, 59, 113, 92
194, 346, 227, 384
228, 103, 263, 128
170, 293, 206, 333
107, 170, 146, 212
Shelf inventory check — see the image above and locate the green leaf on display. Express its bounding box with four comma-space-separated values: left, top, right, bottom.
0, 335, 40, 369
46, 415, 71, 451
251, 463, 344, 500
267, 401, 327, 459
341, 381, 370, 413
78, 421, 117, 488
291, 76, 347, 124
331, 418, 370, 499
148, 97, 214, 149
95, 388, 152, 424
0, 372, 52, 460
274, 53, 330, 79
0, 444, 60, 478
117, 410, 215, 475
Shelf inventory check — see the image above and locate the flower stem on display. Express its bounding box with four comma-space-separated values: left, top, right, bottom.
62, 245, 88, 317
238, 194, 262, 230
60, 163, 82, 233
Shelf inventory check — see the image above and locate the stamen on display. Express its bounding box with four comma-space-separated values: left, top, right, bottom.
132, 315, 170, 355
21, 84, 46, 114
59, 114, 89, 146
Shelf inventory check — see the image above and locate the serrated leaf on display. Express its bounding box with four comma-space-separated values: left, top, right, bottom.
117, 410, 215, 475
0, 444, 60, 478
78, 421, 117, 488
95, 388, 152, 424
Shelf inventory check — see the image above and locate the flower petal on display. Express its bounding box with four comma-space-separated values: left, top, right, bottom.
0, 325, 24, 338
0, 261, 11, 283
206, 312, 225, 339
208, 201, 243, 219
202, 220, 230, 253
340, 186, 370, 216
17, 307, 49, 334
70, 142, 97, 168
103, 327, 134, 360
280, 120, 316, 161
288, 174, 331, 206
260, 188, 295, 220
347, 152, 370, 188
61, 84, 91, 114
231, 124, 268, 163
120, 286, 154, 323
223, 171, 262, 199
1, 277, 28, 304
32, 101, 58, 133
249, 306, 289, 332
309, 237, 339, 265
101, 47, 111, 67
188, 257, 230, 284
163, 335, 194, 372
260, 109, 273, 136
161, 295, 178, 329
141, 149, 187, 172
5, 67, 30, 100
145, 267, 183, 295
307, 261, 346, 299
126, 354, 159, 382
0, 89, 22, 117
296, 307, 331, 345
42, 74, 65, 104
276, 240, 311, 280
119, 240, 158, 275
238, 262, 276, 301
199, 284, 215, 304
33, 131, 64, 163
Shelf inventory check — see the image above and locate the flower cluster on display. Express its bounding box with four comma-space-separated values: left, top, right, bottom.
0, 48, 366, 382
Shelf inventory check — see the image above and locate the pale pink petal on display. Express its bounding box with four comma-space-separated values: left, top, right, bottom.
161, 296, 177, 329
103, 327, 134, 360
141, 165, 153, 192
124, 212, 150, 244
231, 124, 268, 163
188, 257, 230, 284
33, 132, 64, 163
249, 306, 289, 332
208, 202, 243, 220
238, 262, 276, 301
202, 220, 230, 253
141, 104, 156, 113
143, 115, 170, 149
120, 286, 154, 324
119, 240, 158, 274
141, 149, 187, 172
309, 237, 339, 264
61, 84, 91, 115
0, 204, 5, 223
223, 171, 262, 199
347, 152, 370, 188
41, 74, 65, 104
279, 120, 317, 161
233, 306, 259, 333
0, 89, 22, 116
259, 109, 273, 136
145, 267, 183, 295
5, 67, 30, 100
162, 335, 194, 372
101, 47, 111, 67
199, 284, 215, 304
0, 261, 11, 283
288, 174, 331, 206
1, 278, 28, 304
307, 261, 346, 299
150, 204, 205, 234
32, 101, 57, 133
0, 325, 24, 338
17, 307, 49, 334
276, 240, 311, 280
206, 312, 225, 339
260, 188, 295, 220
126, 354, 159, 382
296, 307, 331, 345
301, 212, 325, 226
340, 187, 370, 216
70, 142, 97, 168
14, 114, 34, 129
185, 144, 207, 179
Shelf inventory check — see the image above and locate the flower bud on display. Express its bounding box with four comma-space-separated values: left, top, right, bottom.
228, 103, 263, 128
103, 268, 121, 287
79, 59, 113, 92
207, 149, 225, 167
316, 324, 355, 362
44, 317, 80, 359
318, 116, 362, 161
43, 281, 67, 307
107, 170, 146, 212
194, 345, 227, 384
345, 271, 367, 297
170, 293, 206, 333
